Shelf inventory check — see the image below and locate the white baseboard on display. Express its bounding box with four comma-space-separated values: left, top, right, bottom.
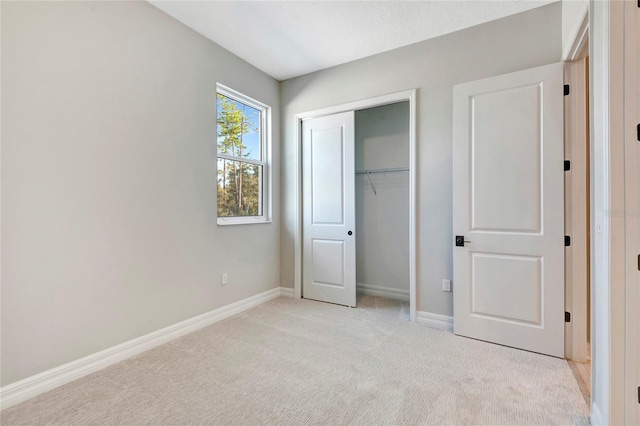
279, 286, 294, 298
416, 311, 454, 332
590, 402, 603, 426
0, 287, 285, 410
356, 283, 410, 302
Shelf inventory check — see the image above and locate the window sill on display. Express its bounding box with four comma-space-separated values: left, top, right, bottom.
217, 217, 272, 226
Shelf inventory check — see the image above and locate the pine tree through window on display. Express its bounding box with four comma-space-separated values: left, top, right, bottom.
216, 85, 270, 224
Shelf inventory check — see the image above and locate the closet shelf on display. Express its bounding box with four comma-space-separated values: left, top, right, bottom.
355, 167, 409, 195
355, 167, 409, 175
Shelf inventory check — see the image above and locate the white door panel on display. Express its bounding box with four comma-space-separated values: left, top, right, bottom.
471, 84, 542, 233
471, 253, 542, 325
311, 239, 345, 287
310, 127, 345, 224
303, 112, 356, 307
453, 62, 564, 358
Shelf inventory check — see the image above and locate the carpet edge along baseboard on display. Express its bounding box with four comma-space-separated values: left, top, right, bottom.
0, 287, 288, 410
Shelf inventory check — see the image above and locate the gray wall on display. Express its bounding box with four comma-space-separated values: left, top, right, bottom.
280, 3, 562, 316
1, 1, 280, 386
355, 103, 410, 294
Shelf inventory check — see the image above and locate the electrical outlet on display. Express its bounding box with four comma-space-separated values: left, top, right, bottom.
221, 273, 228, 285
442, 279, 451, 292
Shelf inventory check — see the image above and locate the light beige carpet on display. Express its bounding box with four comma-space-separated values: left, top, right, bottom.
2, 296, 589, 425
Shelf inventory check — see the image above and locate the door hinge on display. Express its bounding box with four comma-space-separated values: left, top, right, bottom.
638, 386, 640, 404
565, 312, 571, 322
638, 254, 640, 271
637, 123, 639, 141
564, 84, 570, 96
565, 236, 571, 247
564, 160, 571, 171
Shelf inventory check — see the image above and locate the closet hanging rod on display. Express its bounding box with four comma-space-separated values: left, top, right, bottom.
355, 167, 409, 175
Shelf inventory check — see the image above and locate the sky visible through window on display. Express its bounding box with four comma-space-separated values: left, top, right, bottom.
216, 95, 261, 160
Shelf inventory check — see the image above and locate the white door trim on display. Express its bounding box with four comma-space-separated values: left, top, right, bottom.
589, 0, 612, 420
293, 90, 418, 322
590, 0, 627, 423
564, 6, 589, 62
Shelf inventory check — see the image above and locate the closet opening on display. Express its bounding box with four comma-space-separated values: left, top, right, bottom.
355, 102, 411, 319
294, 90, 417, 321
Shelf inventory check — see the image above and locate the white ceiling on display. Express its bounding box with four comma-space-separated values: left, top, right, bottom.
149, 1, 557, 81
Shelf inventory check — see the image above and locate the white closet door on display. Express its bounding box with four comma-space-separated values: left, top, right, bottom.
452, 63, 565, 357
302, 111, 356, 307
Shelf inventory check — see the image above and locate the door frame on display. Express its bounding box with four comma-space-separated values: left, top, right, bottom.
293, 90, 418, 322
564, 7, 590, 363
589, 0, 632, 423
622, 1, 639, 423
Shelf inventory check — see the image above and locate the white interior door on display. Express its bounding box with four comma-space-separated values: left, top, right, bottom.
302, 111, 356, 307
452, 62, 565, 358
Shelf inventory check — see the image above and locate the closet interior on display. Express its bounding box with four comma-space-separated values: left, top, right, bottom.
354, 101, 410, 306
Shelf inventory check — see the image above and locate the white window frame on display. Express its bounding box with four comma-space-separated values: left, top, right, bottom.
216, 83, 271, 226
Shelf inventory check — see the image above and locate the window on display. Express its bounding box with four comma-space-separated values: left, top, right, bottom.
216, 84, 270, 225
